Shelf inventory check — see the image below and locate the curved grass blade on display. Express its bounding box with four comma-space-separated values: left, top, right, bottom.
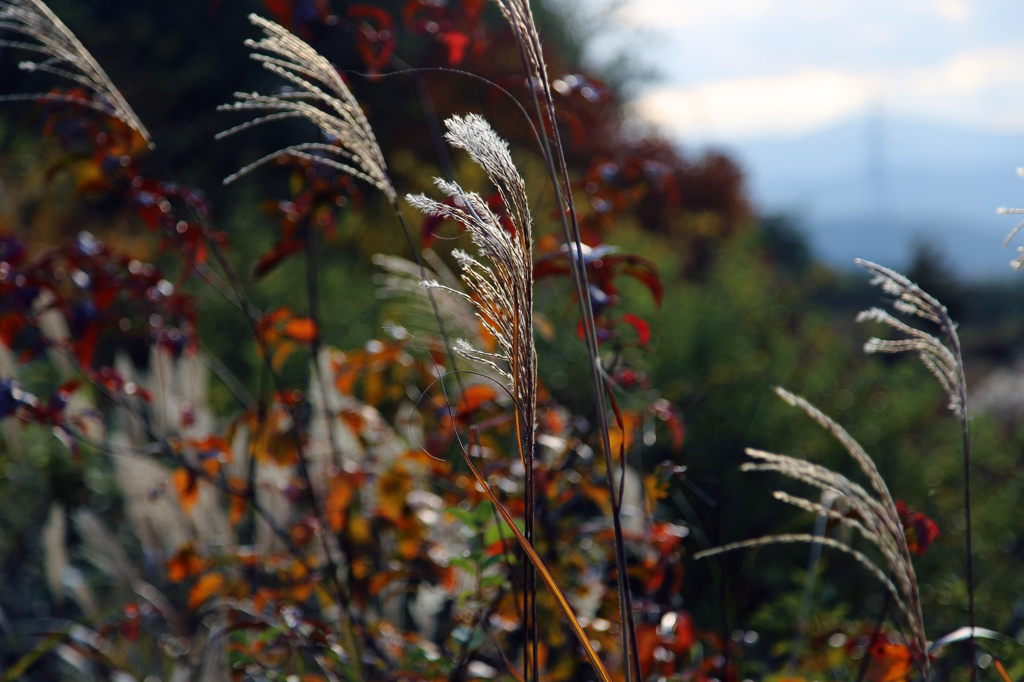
459, 442, 613, 682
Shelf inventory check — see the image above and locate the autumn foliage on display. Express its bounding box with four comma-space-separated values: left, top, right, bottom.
0, 1, 1000, 681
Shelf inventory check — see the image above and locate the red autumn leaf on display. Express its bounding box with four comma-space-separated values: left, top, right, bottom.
672, 611, 694, 653
349, 5, 395, 75
609, 253, 663, 306
440, 30, 470, 66
635, 623, 659, 679
534, 247, 663, 308
260, 0, 329, 34
253, 238, 304, 279
172, 467, 199, 514
261, 0, 294, 26
621, 313, 651, 345
188, 572, 225, 610
484, 537, 515, 557
895, 500, 940, 557
92, 276, 119, 310
119, 603, 141, 641
0, 315, 23, 347
71, 325, 99, 367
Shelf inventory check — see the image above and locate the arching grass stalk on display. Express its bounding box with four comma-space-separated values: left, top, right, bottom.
854, 259, 973, 680
697, 387, 930, 680
490, 2, 640, 680
0, 0, 151, 146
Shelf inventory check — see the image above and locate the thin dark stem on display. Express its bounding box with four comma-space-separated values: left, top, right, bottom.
411, 72, 458, 183
505, 28, 638, 682
345, 35, 544, 679
196, 340, 257, 412
388, 199, 526, 654
536, 51, 643, 682
855, 590, 893, 682
940, 312, 974, 682
962, 415, 975, 680
717, 501, 730, 679
395, 76, 526, 629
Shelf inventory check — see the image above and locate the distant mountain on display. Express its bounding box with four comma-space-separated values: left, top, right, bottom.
716, 118, 1024, 279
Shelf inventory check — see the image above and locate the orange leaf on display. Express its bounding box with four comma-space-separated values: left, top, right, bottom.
325, 472, 362, 531
287, 560, 315, 602
229, 495, 247, 526
167, 544, 206, 582
194, 435, 232, 478
333, 353, 364, 395
283, 318, 318, 343
607, 410, 641, 460
290, 519, 315, 548
228, 481, 248, 526
339, 409, 365, 435
458, 384, 497, 414
173, 467, 199, 514
867, 641, 913, 682
368, 569, 399, 596
188, 572, 225, 610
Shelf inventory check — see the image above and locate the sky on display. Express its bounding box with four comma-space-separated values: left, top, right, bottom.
571, 0, 1024, 277
596, 0, 1024, 142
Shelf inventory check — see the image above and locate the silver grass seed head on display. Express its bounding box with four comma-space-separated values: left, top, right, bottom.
0, 0, 152, 146
217, 14, 394, 201
406, 115, 535, 427
855, 259, 965, 418
718, 390, 929, 671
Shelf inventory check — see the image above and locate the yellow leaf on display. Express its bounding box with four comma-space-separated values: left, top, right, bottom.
271, 340, 296, 372
376, 464, 411, 523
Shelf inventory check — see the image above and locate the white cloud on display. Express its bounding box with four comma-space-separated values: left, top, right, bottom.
582, 0, 1024, 141
615, 0, 774, 29
933, 0, 973, 22
905, 45, 1024, 95
631, 44, 1024, 141
633, 72, 876, 140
